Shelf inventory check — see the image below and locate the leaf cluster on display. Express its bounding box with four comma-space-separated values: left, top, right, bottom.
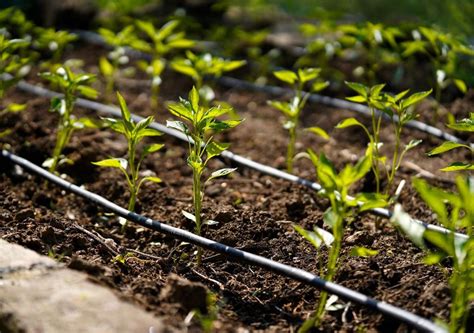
167, 86, 241, 177
93, 92, 163, 212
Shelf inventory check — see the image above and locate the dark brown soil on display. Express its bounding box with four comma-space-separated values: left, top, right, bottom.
0, 43, 473, 332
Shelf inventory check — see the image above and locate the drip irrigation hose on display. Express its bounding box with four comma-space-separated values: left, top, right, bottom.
74, 30, 470, 147
0, 149, 446, 333
13, 79, 468, 242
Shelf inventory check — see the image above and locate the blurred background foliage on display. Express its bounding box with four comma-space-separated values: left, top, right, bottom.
0, 0, 472, 37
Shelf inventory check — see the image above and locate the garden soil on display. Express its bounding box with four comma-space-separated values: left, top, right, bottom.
0, 44, 472, 332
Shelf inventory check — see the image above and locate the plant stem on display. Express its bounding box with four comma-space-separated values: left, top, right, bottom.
314, 214, 343, 326
370, 107, 381, 194
287, 124, 296, 173
193, 166, 203, 266
388, 126, 401, 195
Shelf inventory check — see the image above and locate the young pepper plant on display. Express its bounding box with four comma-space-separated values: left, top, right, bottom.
167, 87, 242, 265
34, 28, 77, 68
337, 83, 431, 196
135, 19, 194, 108
171, 51, 246, 106
268, 68, 329, 173
381, 88, 431, 193
391, 177, 473, 333
427, 113, 474, 172
296, 151, 385, 331
40, 67, 99, 173
402, 26, 473, 121
98, 25, 138, 98
93, 92, 163, 218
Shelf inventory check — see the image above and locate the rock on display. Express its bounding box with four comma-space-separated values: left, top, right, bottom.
0, 239, 169, 333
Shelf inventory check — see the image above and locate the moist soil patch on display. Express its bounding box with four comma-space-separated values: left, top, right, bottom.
0, 44, 472, 332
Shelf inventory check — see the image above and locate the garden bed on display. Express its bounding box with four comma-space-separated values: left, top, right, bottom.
1, 39, 472, 332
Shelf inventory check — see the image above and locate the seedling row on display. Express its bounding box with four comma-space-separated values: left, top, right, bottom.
0, 7, 472, 333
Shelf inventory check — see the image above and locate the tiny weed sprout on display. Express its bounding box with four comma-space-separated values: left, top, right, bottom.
171, 51, 246, 105
135, 19, 194, 108
427, 113, 474, 172
391, 177, 473, 333
167, 87, 242, 265
40, 66, 99, 173
296, 151, 385, 331
93, 92, 163, 218
268, 68, 329, 173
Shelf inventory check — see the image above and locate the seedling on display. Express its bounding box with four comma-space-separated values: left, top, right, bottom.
338, 83, 431, 196
0, 35, 31, 98
93, 92, 163, 216
34, 28, 77, 66
40, 67, 99, 173
427, 113, 474, 171
0, 35, 30, 140
98, 25, 145, 98
391, 177, 473, 333
135, 19, 194, 107
296, 151, 385, 331
268, 68, 329, 173
167, 87, 242, 265
402, 26, 473, 121
171, 51, 246, 106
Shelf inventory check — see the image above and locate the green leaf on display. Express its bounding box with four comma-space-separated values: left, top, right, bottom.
141, 176, 162, 184
335, 117, 365, 129
350, 246, 379, 257
453, 79, 467, 94
297, 68, 320, 83
99, 56, 114, 77
312, 81, 329, 92
323, 207, 338, 228
166, 120, 188, 133
77, 85, 98, 99
424, 230, 454, 257
182, 210, 196, 223
207, 119, 242, 132
136, 128, 163, 140
206, 141, 230, 160
345, 81, 367, 97
427, 141, 470, 156
294, 224, 334, 249
143, 143, 164, 156
92, 158, 127, 171
170, 61, 198, 79
412, 178, 447, 222
423, 252, 446, 265
447, 116, 474, 132
401, 90, 432, 109
206, 168, 236, 183
356, 192, 388, 211
305, 126, 329, 140
346, 95, 367, 103
168, 102, 193, 121
273, 70, 298, 85
440, 162, 474, 172
189, 86, 200, 111
116, 92, 131, 123
390, 204, 425, 249
404, 139, 422, 152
